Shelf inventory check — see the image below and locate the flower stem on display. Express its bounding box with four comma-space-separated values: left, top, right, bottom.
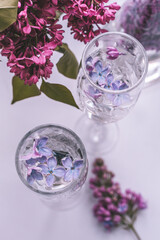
130, 225, 141, 240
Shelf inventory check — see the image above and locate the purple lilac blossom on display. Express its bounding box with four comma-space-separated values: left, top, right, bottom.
0, 0, 120, 84
27, 167, 43, 185
38, 157, 65, 187
85, 58, 113, 87
120, 0, 160, 51
35, 137, 52, 156
26, 156, 47, 165
90, 158, 147, 236
62, 156, 83, 182
106, 47, 125, 60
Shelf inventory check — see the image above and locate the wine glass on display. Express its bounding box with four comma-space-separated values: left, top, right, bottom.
15, 124, 88, 210
76, 32, 148, 154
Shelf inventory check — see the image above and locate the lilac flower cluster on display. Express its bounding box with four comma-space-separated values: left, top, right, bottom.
21, 137, 84, 187
120, 0, 160, 51
62, 0, 120, 44
0, 0, 120, 85
90, 158, 147, 239
0, 0, 63, 85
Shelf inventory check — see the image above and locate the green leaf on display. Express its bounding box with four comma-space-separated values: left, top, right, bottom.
56, 43, 79, 79
0, 0, 18, 32
40, 80, 79, 109
11, 76, 41, 104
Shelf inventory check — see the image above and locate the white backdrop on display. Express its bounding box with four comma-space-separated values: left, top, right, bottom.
0, 1, 160, 239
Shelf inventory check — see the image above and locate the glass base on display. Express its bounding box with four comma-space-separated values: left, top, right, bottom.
75, 115, 119, 155
39, 186, 86, 211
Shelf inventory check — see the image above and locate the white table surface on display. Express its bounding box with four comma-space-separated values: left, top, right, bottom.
0, 4, 160, 239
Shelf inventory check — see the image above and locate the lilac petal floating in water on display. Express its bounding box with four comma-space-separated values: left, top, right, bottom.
31, 169, 43, 180
73, 169, 80, 180
62, 156, 73, 169
36, 156, 47, 163
119, 82, 129, 90
48, 157, 57, 170
54, 167, 65, 177
26, 158, 37, 165
86, 86, 102, 100
86, 56, 93, 71
38, 147, 52, 156
38, 164, 49, 174
46, 174, 56, 187
106, 74, 114, 84
36, 137, 48, 148
94, 60, 103, 73
74, 160, 83, 169
98, 75, 107, 86
64, 170, 73, 182
89, 72, 99, 82
27, 174, 34, 185
112, 82, 119, 90
86, 56, 93, 63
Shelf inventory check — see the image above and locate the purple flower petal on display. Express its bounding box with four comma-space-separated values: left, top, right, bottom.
89, 72, 98, 82
64, 170, 73, 182
38, 164, 49, 174
48, 157, 57, 170
94, 60, 102, 73
62, 156, 73, 169
98, 76, 106, 86
26, 158, 37, 165
119, 83, 129, 90
36, 156, 47, 163
37, 137, 48, 148
113, 95, 122, 106
86, 56, 93, 63
111, 82, 119, 90
86, 56, 93, 71
106, 74, 114, 84
46, 174, 55, 187
38, 147, 52, 156
27, 174, 34, 185
54, 167, 65, 177
73, 160, 84, 169
73, 169, 80, 180
31, 169, 43, 180
101, 67, 109, 76
86, 86, 102, 100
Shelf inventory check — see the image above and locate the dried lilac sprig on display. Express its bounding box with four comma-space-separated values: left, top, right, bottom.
90, 158, 147, 240
120, 0, 160, 51
21, 137, 84, 187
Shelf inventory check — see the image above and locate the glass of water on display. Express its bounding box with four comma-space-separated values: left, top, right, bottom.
77, 32, 148, 153
15, 124, 88, 209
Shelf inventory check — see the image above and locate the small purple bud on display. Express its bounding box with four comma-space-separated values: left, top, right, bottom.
113, 215, 121, 223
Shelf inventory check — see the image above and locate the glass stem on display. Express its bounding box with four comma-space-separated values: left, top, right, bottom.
89, 120, 106, 143
130, 225, 141, 240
